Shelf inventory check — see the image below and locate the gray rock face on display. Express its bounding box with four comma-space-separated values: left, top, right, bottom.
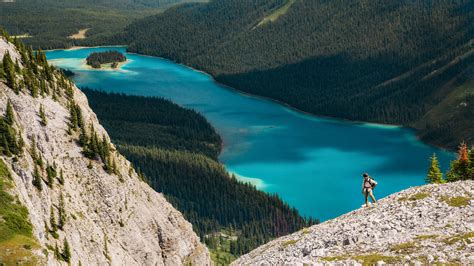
0, 38, 210, 265
233, 181, 474, 265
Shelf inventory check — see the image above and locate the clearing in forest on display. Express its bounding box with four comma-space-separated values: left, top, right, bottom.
68, 28, 90, 39
256, 0, 296, 28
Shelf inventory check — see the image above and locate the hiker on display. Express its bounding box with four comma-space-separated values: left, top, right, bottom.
362, 173, 377, 207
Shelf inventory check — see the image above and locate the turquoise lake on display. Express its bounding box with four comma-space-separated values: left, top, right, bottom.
46, 47, 454, 221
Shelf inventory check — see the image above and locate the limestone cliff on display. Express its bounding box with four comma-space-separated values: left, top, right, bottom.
0, 37, 210, 265
234, 181, 474, 265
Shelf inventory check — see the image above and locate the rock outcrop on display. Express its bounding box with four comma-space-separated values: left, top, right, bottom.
234, 181, 474, 265
0, 37, 210, 265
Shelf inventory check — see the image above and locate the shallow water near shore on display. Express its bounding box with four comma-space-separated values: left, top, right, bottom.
46, 46, 454, 221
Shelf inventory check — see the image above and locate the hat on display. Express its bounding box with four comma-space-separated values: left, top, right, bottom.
363, 173, 369, 177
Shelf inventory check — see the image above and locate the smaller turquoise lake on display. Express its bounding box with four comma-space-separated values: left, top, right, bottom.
46, 47, 454, 221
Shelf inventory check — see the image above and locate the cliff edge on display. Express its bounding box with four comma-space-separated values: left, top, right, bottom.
0, 36, 210, 265
234, 181, 473, 265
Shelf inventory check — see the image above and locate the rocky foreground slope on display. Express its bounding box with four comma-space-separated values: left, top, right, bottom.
0, 37, 210, 265
234, 181, 474, 265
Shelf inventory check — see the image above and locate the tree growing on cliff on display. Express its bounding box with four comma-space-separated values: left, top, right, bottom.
39, 104, 47, 126
46, 163, 57, 188
5, 100, 15, 125
62, 238, 71, 262
32, 164, 43, 191
58, 193, 66, 230
2, 52, 17, 93
426, 153, 444, 184
50, 206, 58, 233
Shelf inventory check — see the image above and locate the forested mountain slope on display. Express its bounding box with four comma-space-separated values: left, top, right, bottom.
123, 0, 474, 150
0, 0, 204, 49
0, 34, 209, 264
83, 89, 316, 263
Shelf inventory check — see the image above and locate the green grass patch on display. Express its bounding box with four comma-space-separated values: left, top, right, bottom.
443, 232, 474, 245
321, 255, 348, 261
282, 239, 298, 248
0, 234, 41, 265
209, 248, 237, 266
440, 196, 471, 207
301, 228, 311, 235
207, 230, 238, 265
0, 159, 40, 264
390, 242, 417, 254
409, 192, 430, 200
353, 254, 400, 265
398, 192, 431, 201
0, 159, 33, 242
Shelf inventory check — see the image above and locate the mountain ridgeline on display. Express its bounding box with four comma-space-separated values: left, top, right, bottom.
122, 0, 474, 150
82, 89, 316, 262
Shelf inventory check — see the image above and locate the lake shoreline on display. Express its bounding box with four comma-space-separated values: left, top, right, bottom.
46, 46, 455, 220
47, 45, 454, 153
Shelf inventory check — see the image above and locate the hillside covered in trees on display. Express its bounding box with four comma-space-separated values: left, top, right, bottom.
0, 0, 204, 49
122, 0, 474, 150
83, 89, 316, 263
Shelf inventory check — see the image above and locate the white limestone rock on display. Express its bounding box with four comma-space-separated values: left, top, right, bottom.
234, 181, 473, 265
0, 37, 210, 266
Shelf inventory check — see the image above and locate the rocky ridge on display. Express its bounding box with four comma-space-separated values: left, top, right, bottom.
0, 37, 210, 265
233, 181, 474, 265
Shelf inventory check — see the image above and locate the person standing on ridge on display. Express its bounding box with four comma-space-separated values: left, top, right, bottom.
362, 173, 377, 207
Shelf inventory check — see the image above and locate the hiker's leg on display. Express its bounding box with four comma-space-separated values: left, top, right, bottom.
364, 191, 369, 206
369, 190, 377, 203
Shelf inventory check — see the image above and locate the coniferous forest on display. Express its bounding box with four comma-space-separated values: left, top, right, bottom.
121, 0, 474, 150
86, 51, 126, 69
0, 0, 203, 49
82, 89, 316, 260
2, 0, 472, 149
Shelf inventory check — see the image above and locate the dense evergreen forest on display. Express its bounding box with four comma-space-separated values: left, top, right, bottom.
82, 89, 316, 261
0, 0, 203, 49
86, 51, 126, 69
122, 0, 474, 150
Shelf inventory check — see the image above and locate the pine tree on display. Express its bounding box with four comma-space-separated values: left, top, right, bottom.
14, 59, 21, 73
30, 137, 38, 162
62, 238, 71, 263
468, 146, 474, 181
112, 156, 118, 175
39, 104, 47, 126
425, 153, 444, 184
1, 135, 11, 157
447, 142, 470, 182
5, 100, 15, 125
32, 164, 42, 191
54, 243, 61, 260
3, 52, 17, 93
50, 206, 58, 232
40, 79, 48, 96
459, 142, 469, 162
29, 80, 39, 98
37, 153, 44, 169
58, 169, 65, 185
46, 163, 56, 188
58, 193, 66, 230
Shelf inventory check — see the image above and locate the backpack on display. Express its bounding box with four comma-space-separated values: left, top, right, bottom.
370, 178, 377, 189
